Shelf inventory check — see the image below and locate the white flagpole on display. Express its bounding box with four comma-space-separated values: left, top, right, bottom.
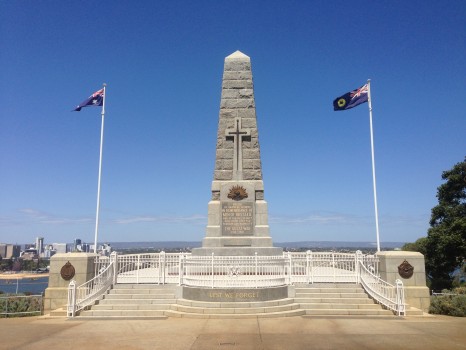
367, 79, 381, 252
94, 83, 106, 254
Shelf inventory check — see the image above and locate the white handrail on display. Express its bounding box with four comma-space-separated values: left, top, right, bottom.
87, 251, 405, 316
67, 252, 117, 317
358, 257, 405, 316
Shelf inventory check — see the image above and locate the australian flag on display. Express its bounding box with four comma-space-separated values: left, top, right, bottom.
333, 84, 368, 111
73, 88, 104, 111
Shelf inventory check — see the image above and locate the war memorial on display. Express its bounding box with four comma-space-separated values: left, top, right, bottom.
43, 51, 430, 320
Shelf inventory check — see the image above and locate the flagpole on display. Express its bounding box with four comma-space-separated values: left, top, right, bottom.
367, 79, 381, 252
94, 83, 106, 254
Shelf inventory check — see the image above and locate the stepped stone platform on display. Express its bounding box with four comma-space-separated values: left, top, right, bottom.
72, 283, 422, 319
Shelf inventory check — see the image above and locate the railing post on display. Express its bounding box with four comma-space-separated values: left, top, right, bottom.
255, 252, 258, 289
211, 253, 215, 288
137, 254, 140, 284
395, 279, 405, 316
356, 250, 362, 284
178, 254, 183, 286
306, 250, 311, 284
332, 251, 336, 283
287, 252, 292, 285
161, 251, 166, 285
111, 251, 118, 286
67, 280, 76, 318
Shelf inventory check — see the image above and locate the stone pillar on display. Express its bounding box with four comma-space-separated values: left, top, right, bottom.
376, 251, 430, 312
44, 253, 98, 312
192, 50, 282, 256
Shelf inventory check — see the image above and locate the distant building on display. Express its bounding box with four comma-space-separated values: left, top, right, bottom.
100, 243, 112, 256
35, 237, 44, 254
81, 243, 91, 253
0, 244, 6, 258
74, 238, 82, 251
6, 244, 21, 259
43, 244, 56, 258
53, 243, 68, 254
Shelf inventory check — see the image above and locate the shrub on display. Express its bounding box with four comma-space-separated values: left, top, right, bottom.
429, 288, 466, 317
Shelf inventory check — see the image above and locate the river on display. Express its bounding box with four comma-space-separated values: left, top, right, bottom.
0, 276, 49, 295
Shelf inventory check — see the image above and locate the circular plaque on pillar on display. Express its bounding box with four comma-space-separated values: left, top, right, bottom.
60, 261, 76, 281
398, 260, 414, 279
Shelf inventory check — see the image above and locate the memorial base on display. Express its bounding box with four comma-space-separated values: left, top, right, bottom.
182, 285, 289, 302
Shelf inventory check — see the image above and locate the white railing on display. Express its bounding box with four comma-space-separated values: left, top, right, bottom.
67, 252, 117, 317
289, 251, 372, 284
76, 250, 404, 316
357, 252, 405, 316
112, 251, 379, 288
116, 252, 181, 284
181, 253, 287, 288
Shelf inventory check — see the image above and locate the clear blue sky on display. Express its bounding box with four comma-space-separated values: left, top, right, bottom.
1, 1, 465, 246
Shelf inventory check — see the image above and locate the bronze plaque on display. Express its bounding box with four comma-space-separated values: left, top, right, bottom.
60, 261, 76, 281
398, 260, 414, 279
222, 202, 254, 235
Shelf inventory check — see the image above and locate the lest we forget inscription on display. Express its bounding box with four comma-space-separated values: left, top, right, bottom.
221, 202, 254, 235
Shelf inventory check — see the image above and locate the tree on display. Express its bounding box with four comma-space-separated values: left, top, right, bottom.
426, 157, 466, 290
402, 237, 427, 256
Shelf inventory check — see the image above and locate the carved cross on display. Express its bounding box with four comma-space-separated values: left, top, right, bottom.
225, 117, 251, 180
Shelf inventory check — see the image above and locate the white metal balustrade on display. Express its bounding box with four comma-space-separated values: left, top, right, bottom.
67, 250, 405, 317
67, 252, 117, 317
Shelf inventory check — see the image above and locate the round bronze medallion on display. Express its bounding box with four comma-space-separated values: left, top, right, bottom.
60, 261, 76, 281
398, 260, 414, 279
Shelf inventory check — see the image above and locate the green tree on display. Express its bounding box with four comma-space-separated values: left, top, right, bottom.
402, 237, 427, 255
426, 158, 466, 290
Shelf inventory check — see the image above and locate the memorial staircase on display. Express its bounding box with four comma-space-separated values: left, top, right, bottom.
75, 283, 408, 319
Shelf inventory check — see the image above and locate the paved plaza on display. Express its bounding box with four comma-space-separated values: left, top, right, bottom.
1, 315, 465, 350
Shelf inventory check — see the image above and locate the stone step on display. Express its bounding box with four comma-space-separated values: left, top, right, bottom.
294, 297, 374, 304
405, 307, 425, 316
168, 303, 300, 314
104, 293, 175, 300
109, 289, 176, 295
98, 298, 177, 305
113, 284, 176, 290
79, 309, 167, 317
164, 309, 306, 319
92, 304, 172, 311
295, 287, 365, 293
295, 292, 368, 298
175, 298, 294, 309
305, 309, 394, 316
73, 315, 168, 320
48, 308, 67, 317
299, 303, 382, 310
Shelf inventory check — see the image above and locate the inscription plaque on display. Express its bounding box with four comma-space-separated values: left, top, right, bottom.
222, 202, 254, 235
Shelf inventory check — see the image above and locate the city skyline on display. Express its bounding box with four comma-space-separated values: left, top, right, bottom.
1, 1, 465, 245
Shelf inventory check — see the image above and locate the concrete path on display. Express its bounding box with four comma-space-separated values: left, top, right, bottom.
1, 315, 465, 350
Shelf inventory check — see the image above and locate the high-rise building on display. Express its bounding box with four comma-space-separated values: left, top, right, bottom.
35, 237, 44, 254
74, 238, 82, 251
0, 244, 21, 259
53, 243, 68, 254
0, 244, 7, 258
6, 244, 21, 259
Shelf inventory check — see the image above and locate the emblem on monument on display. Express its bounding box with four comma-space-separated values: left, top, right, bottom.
60, 261, 76, 281
398, 260, 414, 279
227, 185, 248, 201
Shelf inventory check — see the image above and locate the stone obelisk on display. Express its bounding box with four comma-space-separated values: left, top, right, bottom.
192, 51, 282, 256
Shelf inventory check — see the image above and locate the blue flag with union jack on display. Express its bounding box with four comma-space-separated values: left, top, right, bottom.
333, 84, 368, 111
73, 88, 104, 111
